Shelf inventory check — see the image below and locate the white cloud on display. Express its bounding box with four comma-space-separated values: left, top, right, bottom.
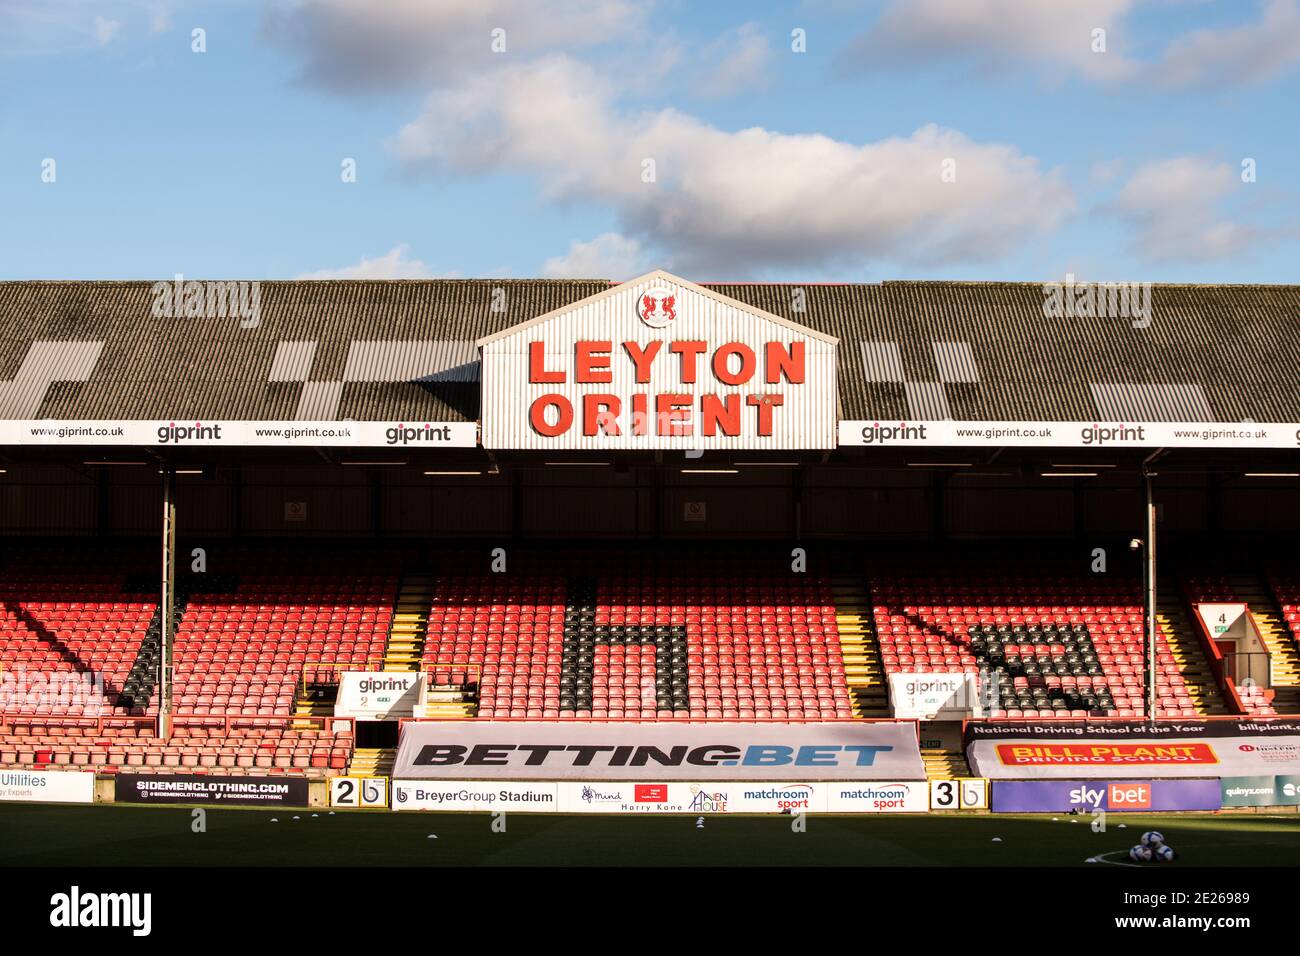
1154, 0, 1300, 89
0, 1, 185, 56
393, 56, 1075, 275
261, 0, 647, 92
543, 233, 653, 279
93, 16, 121, 46
1111, 157, 1254, 261
839, 0, 1140, 82
296, 244, 442, 279
840, 0, 1300, 89
696, 23, 774, 98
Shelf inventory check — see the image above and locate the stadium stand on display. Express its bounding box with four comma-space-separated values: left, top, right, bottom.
1184, 571, 1300, 714
0, 554, 157, 718
172, 551, 397, 719
0, 546, 379, 776
419, 551, 853, 721
868, 561, 1217, 718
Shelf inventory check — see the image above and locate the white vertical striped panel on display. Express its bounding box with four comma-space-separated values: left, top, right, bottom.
481, 277, 837, 450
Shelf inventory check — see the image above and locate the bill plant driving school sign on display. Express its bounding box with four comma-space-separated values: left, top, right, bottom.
478, 271, 839, 450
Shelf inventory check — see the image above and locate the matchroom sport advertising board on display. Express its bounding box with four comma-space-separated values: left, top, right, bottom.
965, 718, 1300, 779
391, 780, 929, 814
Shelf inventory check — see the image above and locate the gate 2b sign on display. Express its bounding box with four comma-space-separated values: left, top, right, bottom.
330, 776, 389, 808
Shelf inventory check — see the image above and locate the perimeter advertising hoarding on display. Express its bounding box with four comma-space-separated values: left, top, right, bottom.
393, 721, 925, 781
0, 769, 95, 804
1220, 775, 1300, 807
838, 420, 1300, 450
989, 779, 1222, 813
890, 672, 980, 719
114, 774, 309, 807
965, 719, 1300, 779
391, 780, 928, 813
4, 420, 478, 448
334, 671, 425, 721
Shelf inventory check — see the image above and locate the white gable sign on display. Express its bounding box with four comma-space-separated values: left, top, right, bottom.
478, 272, 838, 450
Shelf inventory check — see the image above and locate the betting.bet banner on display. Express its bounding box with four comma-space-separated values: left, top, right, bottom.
838, 420, 1300, 450
965, 718, 1300, 779
392, 721, 925, 781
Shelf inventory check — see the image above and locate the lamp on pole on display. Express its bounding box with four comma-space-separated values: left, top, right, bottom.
1133, 451, 1164, 726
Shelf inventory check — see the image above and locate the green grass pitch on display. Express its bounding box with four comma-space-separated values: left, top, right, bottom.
1, 803, 1298, 866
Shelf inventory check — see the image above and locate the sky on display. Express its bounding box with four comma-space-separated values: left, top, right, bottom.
2, 0, 1299, 284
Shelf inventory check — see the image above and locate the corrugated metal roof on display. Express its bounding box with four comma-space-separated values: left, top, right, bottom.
268, 341, 316, 382
0, 340, 102, 418
904, 381, 951, 419
933, 341, 980, 384
1090, 382, 1214, 421
0, 279, 1296, 423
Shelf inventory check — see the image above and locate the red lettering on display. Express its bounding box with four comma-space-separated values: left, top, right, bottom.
575, 341, 612, 384
713, 342, 756, 385
622, 341, 663, 383
765, 341, 805, 384
529, 342, 564, 383
530, 394, 573, 437
746, 393, 784, 435
656, 393, 693, 436
700, 394, 741, 437
631, 393, 649, 435
582, 394, 621, 436
670, 341, 707, 384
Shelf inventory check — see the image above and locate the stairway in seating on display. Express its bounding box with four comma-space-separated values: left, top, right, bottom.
922, 748, 972, 780
347, 747, 395, 777
1157, 583, 1228, 715
831, 573, 889, 717
1231, 573, 1300, 714
383, 573, 433, 671
292, 680, 335, 721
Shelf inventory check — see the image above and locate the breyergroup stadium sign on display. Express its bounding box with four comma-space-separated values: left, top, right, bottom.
114, 774, 309, 806
393, 721, 925, 781
390, 779, 929, 813
965, 719, 1300, 779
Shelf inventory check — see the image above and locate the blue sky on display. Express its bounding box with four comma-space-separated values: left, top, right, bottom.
2, 0, 1298, 283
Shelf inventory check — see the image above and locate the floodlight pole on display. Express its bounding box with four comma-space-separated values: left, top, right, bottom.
1142, 454, 1162, 726
159, 467, 177, 741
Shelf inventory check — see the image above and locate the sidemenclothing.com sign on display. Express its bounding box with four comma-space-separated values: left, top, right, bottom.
966, 718, 1300, 779
114, 774, 309, 806
393, 721, 925, 780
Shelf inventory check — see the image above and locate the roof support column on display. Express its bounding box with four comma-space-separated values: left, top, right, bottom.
159, 466, 177, 741
1142, 455, 1161, 726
